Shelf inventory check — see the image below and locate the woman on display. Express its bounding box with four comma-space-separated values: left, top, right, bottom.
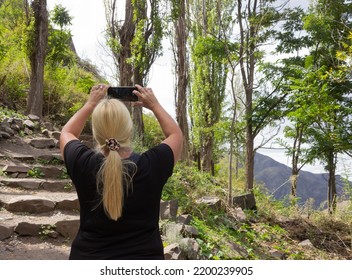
60, 84, 183, 259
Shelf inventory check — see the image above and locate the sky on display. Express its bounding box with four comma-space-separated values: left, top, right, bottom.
46, 0, 352, 178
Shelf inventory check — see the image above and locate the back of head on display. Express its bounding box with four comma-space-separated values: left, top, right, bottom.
91, 98, 133, 221
92, 98, 133, 151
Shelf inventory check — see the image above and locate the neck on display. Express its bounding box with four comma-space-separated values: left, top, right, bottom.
118, 147, 133, 159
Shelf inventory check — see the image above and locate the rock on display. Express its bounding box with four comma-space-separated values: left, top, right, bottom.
23, 120, 36, 129
177, 214, 192, 225
42, 180, 73, 192
2, 165, 30, 174
15, 222, 41, 236
24, 127, 33, 135
42, 129, 50, 138
12, 154, 35, 161
44, 122, 54, 131
29, 138, 55, 149
5, 196, 56, 214
160, 199, 178, 220
299, 239, 314, 248
179, 238, 200, 260
233, 193, 256, 210
226, 241, 249, 258
183, 225, 199, 238
0, 131, 11, 139
28, 114, 41, 121
196, 196, 223, 210
0, 178, 42, 190
55, 220, 80, 240
269, 249, 287, 260
164, 243, 181, 260
12, 118, 23, 127
40, 166, 63, 178
0, 123, 14, 136
10, 123, 21, 132
57, 198, 80, 211
0, 224, 14, 240
51, 131, 61, 141
164, 223, 184, 241
234, 207, 247, 222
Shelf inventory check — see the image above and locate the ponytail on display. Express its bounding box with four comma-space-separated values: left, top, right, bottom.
97, 150, 124, 220
92, 98, 134, 221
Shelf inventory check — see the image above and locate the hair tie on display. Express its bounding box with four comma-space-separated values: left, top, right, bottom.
105, 138, 121, 151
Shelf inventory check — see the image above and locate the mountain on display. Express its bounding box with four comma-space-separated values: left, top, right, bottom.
254, 153, 350, 209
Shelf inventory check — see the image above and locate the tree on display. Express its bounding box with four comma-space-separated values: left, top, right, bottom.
26, 0, 49, 118
296, 0, 352, 213
130, 0, 164, 140
104, 0, 164, 141
47, 4, 74, 66
170, 0, 190, 161
268, 6, 311, 204
0, 0, 29, 108
236, 0, 288, 191
189, 0, 234, 174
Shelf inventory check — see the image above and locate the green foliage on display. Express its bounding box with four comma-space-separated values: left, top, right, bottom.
0, 1, 102, 121
59, 167, 69, 179
47, 5, 75, 66
162, 162, 226, 214
50, 4, 72, 30
142, 113, 164, 149
27, 167, 44, 178
39, 224, 55, 238
193, 36, 238, 62
0, 107, 26, 122
130, 0, 164, 79
46, 28, 75, 66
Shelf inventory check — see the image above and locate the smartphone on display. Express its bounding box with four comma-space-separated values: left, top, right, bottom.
107, 86, 138, 102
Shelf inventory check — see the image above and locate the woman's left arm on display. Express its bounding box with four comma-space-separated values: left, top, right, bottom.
60, 84, 108, 157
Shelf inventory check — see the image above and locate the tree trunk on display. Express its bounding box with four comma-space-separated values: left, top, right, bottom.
290, 125, 304, 205
202, 135, 213, 174
237, 0, 257, 191
26, 0, 48, 118
174, 0, 190, 161
117, 0, 134, 85
245, 124, 254, 191
132, 69, 144, 141
327, 152, 337, 214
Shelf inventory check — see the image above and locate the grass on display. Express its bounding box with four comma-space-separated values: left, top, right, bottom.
162, 161, 352, 260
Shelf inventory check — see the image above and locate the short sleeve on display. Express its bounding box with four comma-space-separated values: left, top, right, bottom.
63, 139, 96, 181
143, 143, 174, 182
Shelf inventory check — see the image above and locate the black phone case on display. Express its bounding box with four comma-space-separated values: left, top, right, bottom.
107, 87, 138, 101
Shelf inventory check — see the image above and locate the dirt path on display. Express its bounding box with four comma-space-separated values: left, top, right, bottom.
0, 236, 70, 260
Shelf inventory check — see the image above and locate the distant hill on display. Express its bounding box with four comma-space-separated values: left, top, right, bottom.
254, 153, 350, 209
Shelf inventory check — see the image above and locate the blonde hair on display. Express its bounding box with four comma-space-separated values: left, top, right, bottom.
92, 98, 134, 221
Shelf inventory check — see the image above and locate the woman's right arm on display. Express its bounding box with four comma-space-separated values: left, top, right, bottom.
134, 85, 183, 164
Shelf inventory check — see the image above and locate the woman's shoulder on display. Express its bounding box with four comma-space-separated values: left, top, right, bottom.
138, 143, 174, 171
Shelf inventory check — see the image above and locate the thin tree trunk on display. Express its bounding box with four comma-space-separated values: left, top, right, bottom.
238, 0, 257, 191
327, 152, 337, 214
174, 0, 190, 161
26, 0, 48, 118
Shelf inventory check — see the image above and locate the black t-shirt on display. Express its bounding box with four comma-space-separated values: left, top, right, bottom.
63, 139, 174, 260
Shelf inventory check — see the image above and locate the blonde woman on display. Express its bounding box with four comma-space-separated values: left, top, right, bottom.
60, 84, 183, 259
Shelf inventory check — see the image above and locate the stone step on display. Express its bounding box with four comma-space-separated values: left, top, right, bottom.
2, 164, 67, 179
0, 209, 79, 241
25, 138, 57, 149
0, 189, 79, 214
0, 177, 74, 192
